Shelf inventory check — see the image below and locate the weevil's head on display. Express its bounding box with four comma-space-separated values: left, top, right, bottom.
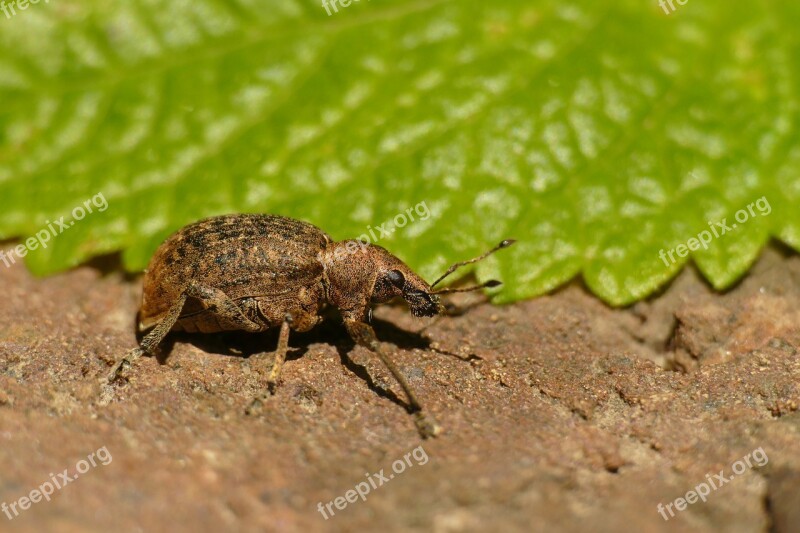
369, 253, 441, 318
322, 238, 513, 322
323, 240, 441, 319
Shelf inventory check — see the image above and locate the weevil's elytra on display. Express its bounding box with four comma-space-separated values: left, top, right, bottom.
106, 213, 514, 438
141, 215, 331, 334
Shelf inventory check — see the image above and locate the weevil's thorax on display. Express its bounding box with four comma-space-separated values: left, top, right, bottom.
321, 241, 440, 320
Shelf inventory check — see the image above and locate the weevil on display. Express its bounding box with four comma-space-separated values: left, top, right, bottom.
105, 214, 514, 438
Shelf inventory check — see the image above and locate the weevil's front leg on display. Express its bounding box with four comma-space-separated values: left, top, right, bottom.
246, 316, 292, 414
344, 319, 439, 439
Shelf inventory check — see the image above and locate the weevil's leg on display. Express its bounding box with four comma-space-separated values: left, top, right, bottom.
184, 286, 264, 333
106, 291, 189, 383
106, 283, 263, 383
267, 317, 292, 393
344, 319, 439, 439
246, 316, 292, 414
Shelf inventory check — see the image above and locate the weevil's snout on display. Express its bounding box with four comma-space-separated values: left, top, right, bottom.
373, 266, 441, 317
365, 245, 442, 318
405, 289, 441, 318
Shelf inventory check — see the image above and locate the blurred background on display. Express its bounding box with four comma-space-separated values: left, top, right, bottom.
1, 1, 799, 532
1, 0, 797, 304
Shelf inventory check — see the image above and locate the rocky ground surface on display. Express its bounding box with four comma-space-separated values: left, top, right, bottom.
1, 245, 799, 533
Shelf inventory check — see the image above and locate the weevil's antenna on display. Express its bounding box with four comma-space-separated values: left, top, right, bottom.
429, 239, 516, 290
431, 279, 502, 295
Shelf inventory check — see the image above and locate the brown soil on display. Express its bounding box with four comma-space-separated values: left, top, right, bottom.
1, 245, 799, 533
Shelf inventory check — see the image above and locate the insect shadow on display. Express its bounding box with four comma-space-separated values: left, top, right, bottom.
135, 304, 475, 411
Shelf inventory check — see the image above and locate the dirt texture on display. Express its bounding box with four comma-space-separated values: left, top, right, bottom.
1, 245, 799, 533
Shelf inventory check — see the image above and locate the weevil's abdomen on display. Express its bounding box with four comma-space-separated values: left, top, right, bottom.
139, 214, 331, 331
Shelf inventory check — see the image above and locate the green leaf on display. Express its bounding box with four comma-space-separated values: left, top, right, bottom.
0, 0, 798, 306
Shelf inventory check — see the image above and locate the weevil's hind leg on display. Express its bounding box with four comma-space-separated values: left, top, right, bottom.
105, 283, 263, 384
185, 286, 265, 333
105, 292, 189, 383
344, 319, 439, 439
246, 316, 292, 414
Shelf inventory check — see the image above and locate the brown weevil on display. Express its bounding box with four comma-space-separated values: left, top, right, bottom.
105, 214, 514, 438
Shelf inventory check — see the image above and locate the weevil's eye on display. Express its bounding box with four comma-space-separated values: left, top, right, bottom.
387, 269, 405, 288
